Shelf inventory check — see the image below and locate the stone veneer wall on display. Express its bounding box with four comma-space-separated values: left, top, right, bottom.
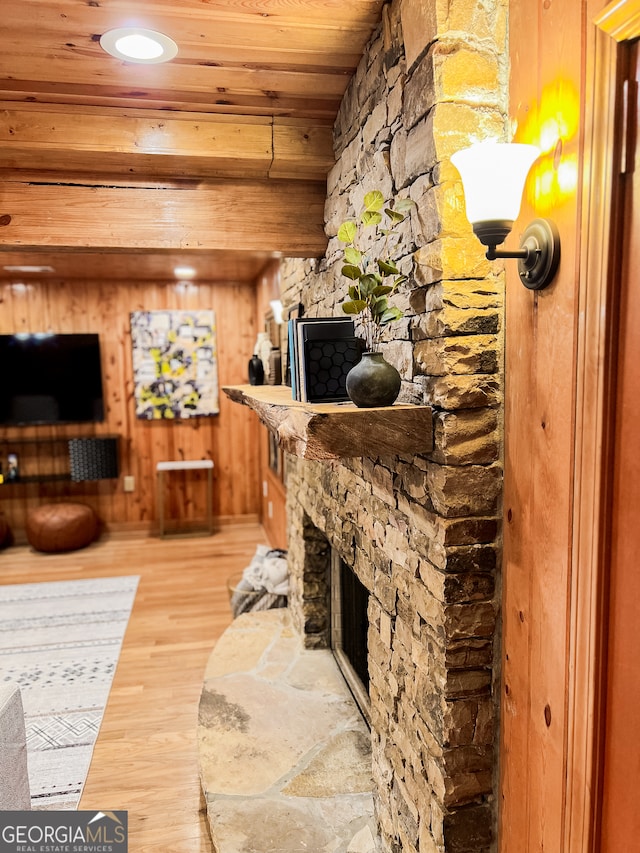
280, 2, 508, 851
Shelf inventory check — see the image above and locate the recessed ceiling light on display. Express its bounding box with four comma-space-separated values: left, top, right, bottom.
3, 265, 55, 273
100, 27, 178, 64
173, 266, 196, 279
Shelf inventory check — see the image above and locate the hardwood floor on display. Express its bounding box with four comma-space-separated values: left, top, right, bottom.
1, 521, 267, 852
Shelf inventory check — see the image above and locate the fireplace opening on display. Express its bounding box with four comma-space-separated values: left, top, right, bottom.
330, 550, 371, 726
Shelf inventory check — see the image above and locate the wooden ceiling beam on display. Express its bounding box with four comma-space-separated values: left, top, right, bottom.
0, 105, 335, 181
272, 118, 336, 179
0, 179, 329, 257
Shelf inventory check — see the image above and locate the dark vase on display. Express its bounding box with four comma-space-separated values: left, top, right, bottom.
248, 354, 264, 386
345, 351, 401, 408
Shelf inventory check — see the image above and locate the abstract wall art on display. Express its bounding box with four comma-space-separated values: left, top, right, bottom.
130, 310, 219, 420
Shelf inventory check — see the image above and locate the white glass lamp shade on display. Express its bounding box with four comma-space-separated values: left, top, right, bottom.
451, 141, 540, 245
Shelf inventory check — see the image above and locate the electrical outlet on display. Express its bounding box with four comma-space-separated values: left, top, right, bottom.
263, 480, 268, 497
268, 500, 273, 519
123, 475, 135, 492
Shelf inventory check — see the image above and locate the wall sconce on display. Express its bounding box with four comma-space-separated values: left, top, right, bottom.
451, 141, 561, 290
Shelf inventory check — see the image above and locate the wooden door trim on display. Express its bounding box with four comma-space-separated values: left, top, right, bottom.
565, 5, 634, 851
594, 0, 640, 41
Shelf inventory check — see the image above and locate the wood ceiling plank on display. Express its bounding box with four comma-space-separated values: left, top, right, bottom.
0, 43, 361, 77
74, 0, 385, 27
0, 179, 329, 257
0, 51, 352, 98
0, 80, 341, 119
0, 102, 320, 123
0, 249, 271, 283
0, 0, 383, 121
2, 1, 381, 58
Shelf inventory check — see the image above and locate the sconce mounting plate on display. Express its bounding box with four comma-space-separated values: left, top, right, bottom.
517, 218, 561, 290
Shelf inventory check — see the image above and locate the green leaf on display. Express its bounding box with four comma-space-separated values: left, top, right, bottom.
393, 198, 415, 213
361, 210, 383, 227
373, 285, 393, 296
370, 295, 388, 316
342, 299, 367, 315
380, 307, 403, 325
337, 221, 357, 243
348, 285, 360, 300
341, 264, 362, 280
344, 246, 362, 266
378, 259, 399, 275
393, 274, 408, 288
363, 190, 384, 212
385, 208, 405, 225
359, 273, 381, 295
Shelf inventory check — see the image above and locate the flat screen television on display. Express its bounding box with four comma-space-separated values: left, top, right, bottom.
0, 333, 105, 426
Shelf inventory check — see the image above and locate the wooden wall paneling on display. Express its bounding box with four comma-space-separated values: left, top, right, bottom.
501, 0, 542, 838
114, 283, 141, 526
501, 0, 584, 849
212, 281, 261, 518
0, 276, 262, 540
254, 260, 288, 548
89, 280, 123, 524
262, 459, 288, 550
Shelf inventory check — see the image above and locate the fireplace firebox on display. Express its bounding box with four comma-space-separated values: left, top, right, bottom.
330, 550, 371, 725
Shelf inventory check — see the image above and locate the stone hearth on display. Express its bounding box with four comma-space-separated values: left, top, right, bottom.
198, 608, 376, 853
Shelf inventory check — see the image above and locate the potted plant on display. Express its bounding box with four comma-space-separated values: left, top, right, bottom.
337, 189, 414, 407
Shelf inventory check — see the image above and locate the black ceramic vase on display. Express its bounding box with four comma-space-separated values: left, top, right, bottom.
248, 354, 264, 386
345, 351, 401, 408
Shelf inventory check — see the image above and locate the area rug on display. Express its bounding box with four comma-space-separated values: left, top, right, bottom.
0, 575, 139, 810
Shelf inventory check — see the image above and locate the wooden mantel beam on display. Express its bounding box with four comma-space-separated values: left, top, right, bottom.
0, 104, 335, 182
222, 385, 433, 460
0, 179, 328, 257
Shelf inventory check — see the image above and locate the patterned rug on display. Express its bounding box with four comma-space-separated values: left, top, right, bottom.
0, 575, 139, 810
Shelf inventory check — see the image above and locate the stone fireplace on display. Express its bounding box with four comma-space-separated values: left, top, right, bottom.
278, 2, 506, 851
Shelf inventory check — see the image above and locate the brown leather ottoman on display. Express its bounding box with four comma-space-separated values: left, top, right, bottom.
26, 502, 98, 553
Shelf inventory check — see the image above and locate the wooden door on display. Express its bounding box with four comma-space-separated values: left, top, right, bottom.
501, 3, 639, 851
600, 37, 640, 851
